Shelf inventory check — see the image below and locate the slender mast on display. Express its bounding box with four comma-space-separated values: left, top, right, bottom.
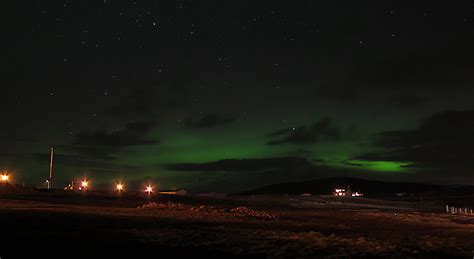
49, 146, 54, 189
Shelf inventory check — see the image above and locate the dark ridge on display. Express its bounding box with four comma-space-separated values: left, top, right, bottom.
234, 177, 474, 196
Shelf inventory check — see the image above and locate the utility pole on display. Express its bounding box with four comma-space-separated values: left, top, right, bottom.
49, 146, 54, 189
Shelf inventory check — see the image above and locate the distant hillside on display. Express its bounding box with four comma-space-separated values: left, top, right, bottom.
235, 177, 474, 196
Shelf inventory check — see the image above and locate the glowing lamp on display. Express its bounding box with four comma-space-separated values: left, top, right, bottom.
116, 183, 124, 192
81, 180, 89, 188
145, 185, 153, 194
1, 174, 9, 182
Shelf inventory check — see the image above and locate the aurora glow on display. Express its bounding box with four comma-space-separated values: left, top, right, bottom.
343, 160, 413, 173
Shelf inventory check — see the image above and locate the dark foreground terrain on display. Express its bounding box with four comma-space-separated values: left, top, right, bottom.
0, 192, 473, 258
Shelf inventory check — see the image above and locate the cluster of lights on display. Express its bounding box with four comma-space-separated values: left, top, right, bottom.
1, 172, 158, 195
333, 188, 364, 197
334, 188, 346, 196
76, 179, 89, 191
71, 179, 155, 195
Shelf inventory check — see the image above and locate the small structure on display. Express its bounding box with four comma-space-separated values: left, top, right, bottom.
351, 191, 364, 197
159, 189, 188, 196
63, 181, 76, 191
333, 188, 346, 196
333, 186, 362, 197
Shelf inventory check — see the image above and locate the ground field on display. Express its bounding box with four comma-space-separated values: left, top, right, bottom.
0, 193, 473, 258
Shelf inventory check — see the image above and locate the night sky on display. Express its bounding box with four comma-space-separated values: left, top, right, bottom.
4, 1, 474, 192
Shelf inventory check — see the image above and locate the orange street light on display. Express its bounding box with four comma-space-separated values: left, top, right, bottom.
116, 182, 124, 192
1, 174, 9, 182
145, 185, 153, 194
81, 179, 89, 190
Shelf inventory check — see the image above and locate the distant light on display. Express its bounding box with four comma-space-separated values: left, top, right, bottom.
145, 185, 153, 194
81, 180, 89, 188
116, 183, 124, 192
1, 174, 9, 182
334, 188, 346, 197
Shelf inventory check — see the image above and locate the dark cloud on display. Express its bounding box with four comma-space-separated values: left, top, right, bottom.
0, 137, 36, 143
150, 76, 194, 108
355, 43, 474, 88
311, 158, 326, 163
73, 121, 156, 148
109, 87, 157, 118
314, 42, 474, 105
0, 152, 136, 172
66, 120, 157, 162
58, 145, 118, 161
296, 149, 313, 155
166, 156, 313, 172
317, 83, 358, 102
184, 114, 236, 129
109, 75, 193, 120
389, 94, 425, 109
354, 109, 474, 169
28, 120, 151, 178
55, 86, 163, 173
32, 153, 117, 170
342, 160, 364, 167
267, 117, 340, 145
